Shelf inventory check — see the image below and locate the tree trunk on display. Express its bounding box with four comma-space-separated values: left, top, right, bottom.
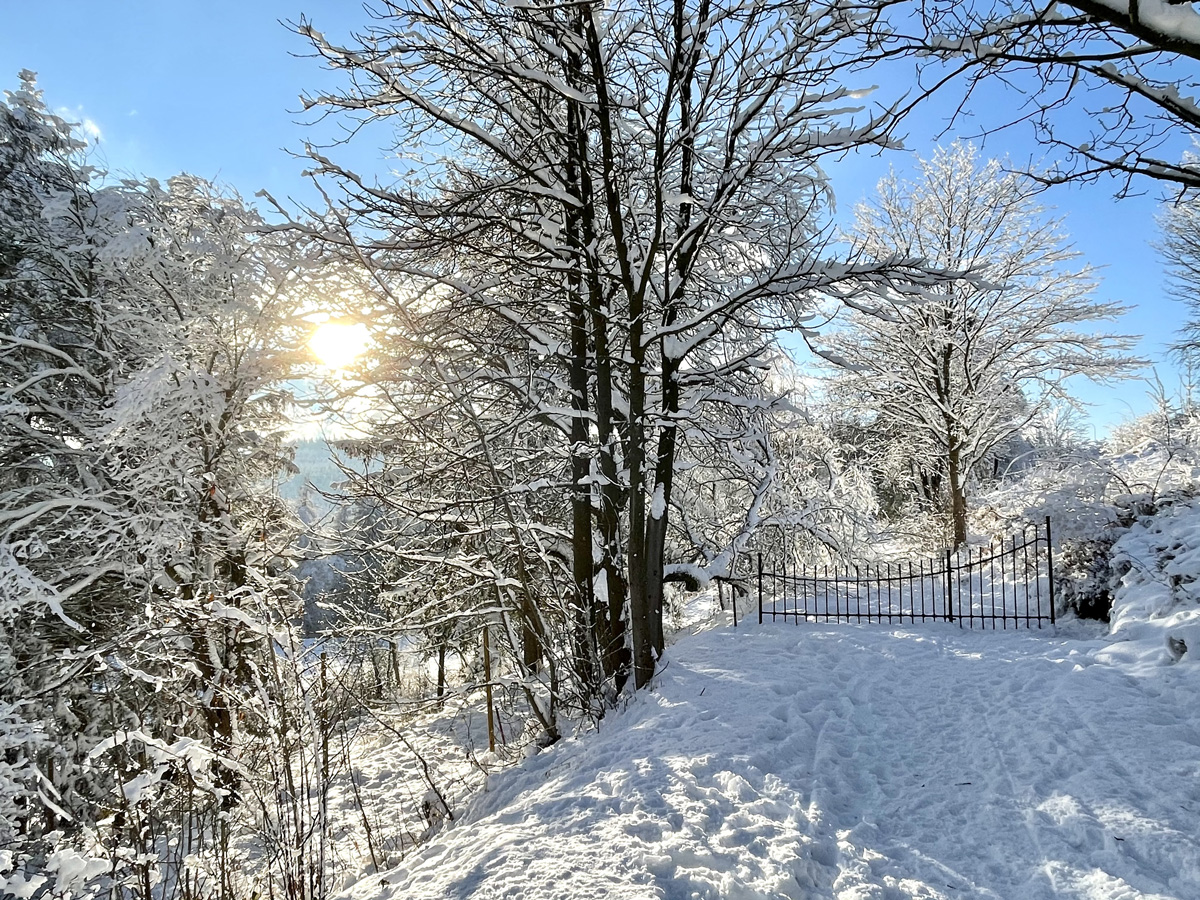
627, 398, 652, 689
519, 589, 542, 674
580, 6, 654, 690
939, 334, 967, 548
642, 0, 705, 661
645, 362, 681, 658
565, 88, 597, 692
436, 642, 446, 705
947, 439, 968, 548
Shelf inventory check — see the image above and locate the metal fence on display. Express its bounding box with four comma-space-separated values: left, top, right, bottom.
757, 517, 1055, 629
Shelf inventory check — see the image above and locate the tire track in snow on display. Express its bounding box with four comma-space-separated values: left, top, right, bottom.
761, 629, 987, 899
816, 630, 1008, 899
881, 634, 1199, 899
734, 628, 1200, 899
959, 672, 1062, 899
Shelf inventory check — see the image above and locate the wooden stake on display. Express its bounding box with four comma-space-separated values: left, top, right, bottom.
483, 625, 496, 753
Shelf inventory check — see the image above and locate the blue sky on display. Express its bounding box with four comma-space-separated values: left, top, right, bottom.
0, 1, 1186, 433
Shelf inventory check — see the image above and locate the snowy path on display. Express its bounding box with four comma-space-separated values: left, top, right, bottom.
350, 624, 1200, 899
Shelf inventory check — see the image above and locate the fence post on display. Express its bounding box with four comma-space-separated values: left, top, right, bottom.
1046, 515, 1055, 625
757, 552, 764, 624
945, 548, 954, 623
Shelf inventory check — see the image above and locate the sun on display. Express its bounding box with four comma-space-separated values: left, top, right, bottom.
309, 321, 371, 371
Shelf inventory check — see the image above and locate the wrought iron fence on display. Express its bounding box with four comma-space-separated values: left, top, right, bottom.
757, 517, 1055, 629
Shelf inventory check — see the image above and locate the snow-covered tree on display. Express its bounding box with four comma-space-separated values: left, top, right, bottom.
1162, 185, 1200, 361
0, 71, 141, 843
0, 71, 313, 888
95, 173, 306, 814
293, 0, 942, 700
819, 144, 1139, 546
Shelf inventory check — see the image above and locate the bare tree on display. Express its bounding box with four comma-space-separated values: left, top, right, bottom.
879, 0, 1200, 193
819, 143, 1140, 546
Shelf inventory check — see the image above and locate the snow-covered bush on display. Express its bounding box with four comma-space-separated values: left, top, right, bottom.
969, 387, 1200, 621
0, 701, 39, 847
1108, 497, 1200, 664
1054, 533, 1122, 621
763, 404, 883, 565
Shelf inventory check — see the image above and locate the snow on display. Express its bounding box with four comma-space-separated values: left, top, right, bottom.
44, 849, 108, 894
314, 697, 497, 879
1107, 497, 1200, 672
341, 613, 1200, 899
1090, 0, 1200, 47
0, 871, 46, 899
650, 483, 667, 520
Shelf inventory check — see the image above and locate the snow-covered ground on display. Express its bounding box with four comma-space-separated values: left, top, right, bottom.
25, 499, 1200, 898
343, 616, 1200, 899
